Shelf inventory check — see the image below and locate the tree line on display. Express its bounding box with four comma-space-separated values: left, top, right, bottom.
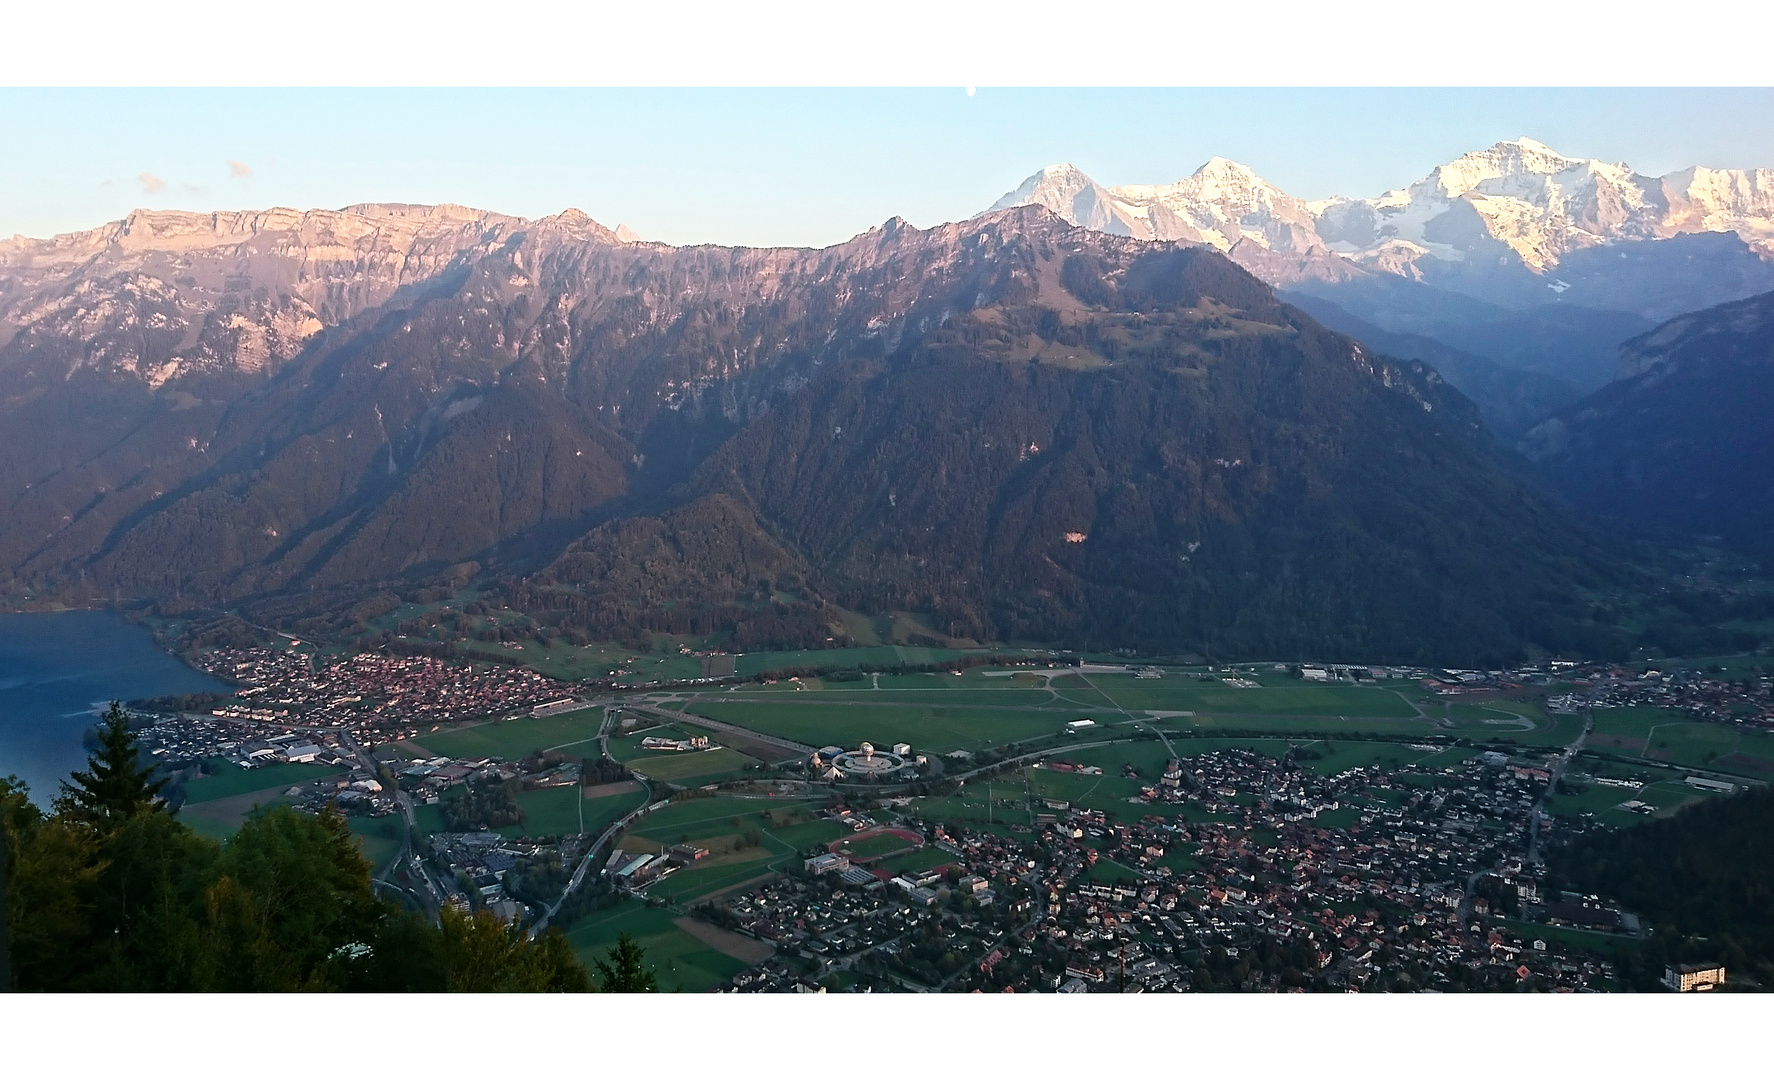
0, 703, 657, 992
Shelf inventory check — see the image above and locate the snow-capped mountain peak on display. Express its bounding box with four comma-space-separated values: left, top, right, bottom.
981, 138, 1774, 315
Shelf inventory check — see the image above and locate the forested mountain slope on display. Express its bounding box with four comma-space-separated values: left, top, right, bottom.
1521, 289, 1774, 559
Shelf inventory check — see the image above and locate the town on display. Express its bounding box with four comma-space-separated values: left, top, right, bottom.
129, 639, 1770, 993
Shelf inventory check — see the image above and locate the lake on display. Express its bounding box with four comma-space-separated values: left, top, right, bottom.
0, 610, 229, 802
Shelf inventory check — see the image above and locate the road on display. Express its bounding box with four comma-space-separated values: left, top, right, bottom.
630, 703, 816, 758
1527, 708, 1593, 866
529, 704, 657, 937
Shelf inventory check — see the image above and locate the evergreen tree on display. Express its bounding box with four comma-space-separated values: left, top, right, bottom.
593, 932, 658, 992
54, 702, 165, 831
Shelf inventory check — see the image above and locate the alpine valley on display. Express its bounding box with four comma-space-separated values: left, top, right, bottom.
3, 139, 1772, 666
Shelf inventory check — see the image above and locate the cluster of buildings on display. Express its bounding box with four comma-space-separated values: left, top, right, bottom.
282, 766, 400, 819
604, 843, 710, 887
808, 742, 923, 782
397, 752, 582, 804
1550, 663, 1773, 726
429, 831, 589, 922
137, 710, 297, 768
189, 646, 580, 739
698, 744, 1647, 992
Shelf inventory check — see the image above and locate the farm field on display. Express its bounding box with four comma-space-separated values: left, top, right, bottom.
180, 759, 345, 804
1587, 707, 1684, 754
1711, 728, 1774, 778
565, 899, 750, 993
409, 708, 604, 760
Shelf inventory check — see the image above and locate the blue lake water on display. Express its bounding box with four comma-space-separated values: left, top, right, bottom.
0, 610, 229, 802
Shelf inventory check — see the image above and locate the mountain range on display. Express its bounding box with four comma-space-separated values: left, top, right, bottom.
988, 140, 1774, 432
989, 139, 1774, 302
2, 143, 1768, 664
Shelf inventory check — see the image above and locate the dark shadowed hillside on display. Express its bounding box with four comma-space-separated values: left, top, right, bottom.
526, 245, 1641, 665
1521, 289, 1774, 560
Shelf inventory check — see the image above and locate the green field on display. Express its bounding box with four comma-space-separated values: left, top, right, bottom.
1592, 706, 1685, 740
735, 645, 986, 677
497, 785, 586, 838
685, 700, 1113, 753
412, 801, 448, 836
179, 758, 346, 803
879, 846, 959, 875
349, 816, 405, 873
767, 688, 1063, 707
1546, 782, 1641, 820
410, 709, 604, 761
1078, 676, 1420, 717
1153, 713, 1445, 738
411, 785, 643, 840
626, 796, 823, 847
760, 817, 851, 851
833, 831, 917, 860
624, 801, 845, 905
565, 899, 750, 993
1495, 918, 1643, 957
1644, 722, 1741, 769
178, 784, 303, 841
646, 849, 784, 904
625, 747, 759, 783
1292, 741, 1439, 776
461, 640, 708, 683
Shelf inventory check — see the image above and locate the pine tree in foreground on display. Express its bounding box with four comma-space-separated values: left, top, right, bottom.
593, 932, 658, 992
54, 702, 165, 831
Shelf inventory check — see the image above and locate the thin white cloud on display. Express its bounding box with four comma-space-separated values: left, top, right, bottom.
138, 172, 165, 195
228, 159, 253, 180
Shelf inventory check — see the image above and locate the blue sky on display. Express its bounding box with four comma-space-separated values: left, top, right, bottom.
4, 88, 1774, 249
